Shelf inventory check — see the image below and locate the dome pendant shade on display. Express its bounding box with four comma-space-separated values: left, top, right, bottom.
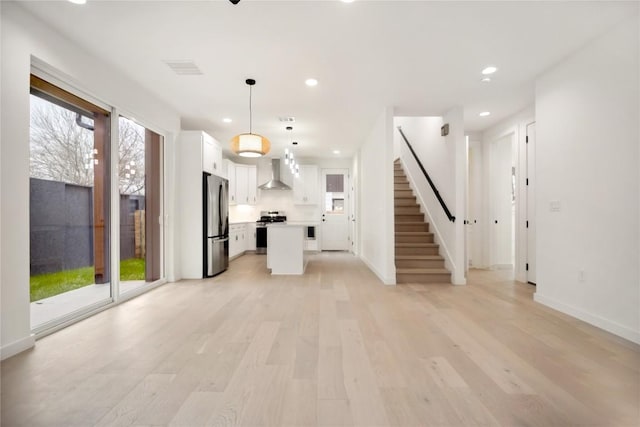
231, 133, 270, 158
231, 78, 270, 157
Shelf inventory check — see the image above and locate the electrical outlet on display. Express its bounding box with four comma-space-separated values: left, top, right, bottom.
579, 270, 585, 282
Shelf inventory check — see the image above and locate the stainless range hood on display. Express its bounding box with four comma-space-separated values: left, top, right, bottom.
258, 159, 291, 190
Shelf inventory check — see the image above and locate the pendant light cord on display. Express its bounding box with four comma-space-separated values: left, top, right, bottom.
249, 84, 253, 134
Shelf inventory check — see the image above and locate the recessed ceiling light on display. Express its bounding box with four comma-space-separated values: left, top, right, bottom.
333, 150, 340, 154
223, 118, 232, 123
481, 77, 491, 83
305, 78, 318, 87
68, 0, 87, 3
479, 111, 491, 117
482, 66, 498, 75
341, 0, 355, 3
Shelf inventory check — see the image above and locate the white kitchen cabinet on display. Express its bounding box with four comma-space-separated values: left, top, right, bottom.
247, 165, 258, 205
235, 165, 249, 205
229, 223, 247, 259
227, 162, 258, 205
245, 222, 257, 251
178, 130, 224, 279
201, 132, 222, 176
293, 165, 319, 205
226, 160, 237, 205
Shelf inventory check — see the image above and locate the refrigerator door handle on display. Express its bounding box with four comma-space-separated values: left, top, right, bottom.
213, 237, 229, 242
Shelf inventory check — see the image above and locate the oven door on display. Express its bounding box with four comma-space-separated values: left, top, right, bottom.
256, 225, 267, 254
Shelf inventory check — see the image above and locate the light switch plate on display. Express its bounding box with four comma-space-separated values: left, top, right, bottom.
549, 200, 561, 212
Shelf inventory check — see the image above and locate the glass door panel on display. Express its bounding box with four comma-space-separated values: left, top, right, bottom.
118, 116, 163, 296
29, 78, 112, 331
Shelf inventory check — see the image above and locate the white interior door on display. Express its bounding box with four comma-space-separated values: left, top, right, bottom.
490, 135, 515, 268
526, 122, 537, 284
321, 169, 349, 250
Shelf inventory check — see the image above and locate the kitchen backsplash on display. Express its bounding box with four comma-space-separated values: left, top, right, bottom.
229, 190, 320, 222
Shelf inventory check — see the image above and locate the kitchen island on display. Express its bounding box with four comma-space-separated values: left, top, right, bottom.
266, 224, 307, 274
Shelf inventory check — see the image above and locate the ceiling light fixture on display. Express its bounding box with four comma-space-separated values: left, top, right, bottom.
223, 118, 232, 123
68, 0, 87, 4
479, 111, 491, 117
482, 66, 498, 75
341, 0, 355, 3
333, 150, 340, 154
305, 78, 318, 87
230, 79, 270, 158
481, 77, 491, 83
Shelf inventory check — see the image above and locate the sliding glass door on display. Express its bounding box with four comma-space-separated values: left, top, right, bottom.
29, 75, 165, 333
29, 76, 112, 331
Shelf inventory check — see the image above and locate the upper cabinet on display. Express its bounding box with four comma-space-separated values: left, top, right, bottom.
201, 132, 222, 175
180, 130, 223, 177
293, 165, 319, 205
226, 160, 237, 204
226, 160, 257, 205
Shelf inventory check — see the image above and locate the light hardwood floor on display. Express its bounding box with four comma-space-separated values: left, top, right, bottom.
2, 253, 639, 426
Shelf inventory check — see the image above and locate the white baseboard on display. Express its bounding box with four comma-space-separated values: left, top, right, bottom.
360, 255, 396, 285
1, 334, 36, 360
534, 293, 640, 345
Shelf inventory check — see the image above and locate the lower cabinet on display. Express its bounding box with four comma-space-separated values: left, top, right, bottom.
229, 224, 246, 259
245, 223, 257, 251
229, 223, 257, 259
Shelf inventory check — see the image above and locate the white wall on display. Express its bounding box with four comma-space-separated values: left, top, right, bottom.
359, 108, 396, 284
534, 14, 639, 343
395, 109, 466, 284
481, 106, 535, 281
0, 3, 181, 359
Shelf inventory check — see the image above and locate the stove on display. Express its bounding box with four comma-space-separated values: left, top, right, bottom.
256, 211, 286, 254
256, 210, 287, 226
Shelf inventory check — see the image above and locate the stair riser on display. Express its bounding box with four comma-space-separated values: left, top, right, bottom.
395, 207, 421, 215
394, 184, 411, 191
395, 214, 424, 222
394, 198, 417, 206
395, 259, 444, 269
396, 273, 451, 284
395, 223, 429, 232
395, 246, 439, 256
395, 234, 434, 243
394, 190, 414, 198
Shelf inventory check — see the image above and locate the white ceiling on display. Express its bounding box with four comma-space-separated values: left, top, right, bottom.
18, 0, 637, 159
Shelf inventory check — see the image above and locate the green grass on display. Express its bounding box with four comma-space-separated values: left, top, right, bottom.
120, 258, 145, 281
30, 258, 145, 302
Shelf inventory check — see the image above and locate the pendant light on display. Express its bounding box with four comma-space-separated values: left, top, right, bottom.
231, 78, 270, 157
284, 126, 300, 177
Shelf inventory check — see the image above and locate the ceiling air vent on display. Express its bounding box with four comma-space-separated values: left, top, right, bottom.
163, 60, 203, 75
278, 117, 296, 123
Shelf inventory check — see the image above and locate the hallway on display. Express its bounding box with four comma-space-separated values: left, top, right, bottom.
2, 253, 638, 426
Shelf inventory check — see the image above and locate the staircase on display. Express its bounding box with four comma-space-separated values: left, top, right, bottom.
394, 159, 451, 284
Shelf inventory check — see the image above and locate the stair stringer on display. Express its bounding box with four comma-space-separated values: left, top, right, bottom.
397, 157, 457, 283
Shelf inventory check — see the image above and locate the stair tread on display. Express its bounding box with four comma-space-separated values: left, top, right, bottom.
396, 268, 450, 274
395, 242, 439, 247
395, 221, 428, 225
395, 231, 432, 235
395, 255, 442, 260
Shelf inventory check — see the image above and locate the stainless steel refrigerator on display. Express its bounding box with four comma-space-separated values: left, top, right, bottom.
203, 173, 229, 277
